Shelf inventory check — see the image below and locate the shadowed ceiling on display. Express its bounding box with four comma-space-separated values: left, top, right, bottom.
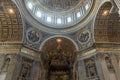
42, 37, 76, 54
41, 37, 76, 69
0, 0, 23, 42
94, 2, 120, 43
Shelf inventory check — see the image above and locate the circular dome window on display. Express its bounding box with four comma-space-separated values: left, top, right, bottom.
25, 0, 93, 28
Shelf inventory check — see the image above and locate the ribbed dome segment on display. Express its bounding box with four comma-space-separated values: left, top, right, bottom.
38, 0, 87, 11
24, 0, 93, 28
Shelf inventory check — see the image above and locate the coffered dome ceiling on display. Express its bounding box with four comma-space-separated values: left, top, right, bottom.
24, 0, 93, 28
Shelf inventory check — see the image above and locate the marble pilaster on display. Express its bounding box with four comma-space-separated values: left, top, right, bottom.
110, 54, 120, 80
5, 54, 17, 80
95, 53, 104, 80
31, 61, 40, 80
77, 59, 86, 80
99, 53, 110, 80
12, 55, 22, 80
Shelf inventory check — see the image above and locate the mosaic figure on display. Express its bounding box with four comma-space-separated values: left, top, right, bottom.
28, 30, 40, 43
78, 30, 90, 43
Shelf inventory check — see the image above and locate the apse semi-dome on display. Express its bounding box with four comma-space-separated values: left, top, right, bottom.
24, 0, 93, 28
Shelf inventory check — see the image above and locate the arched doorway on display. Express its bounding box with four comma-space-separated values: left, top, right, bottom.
41, 37, 76, 80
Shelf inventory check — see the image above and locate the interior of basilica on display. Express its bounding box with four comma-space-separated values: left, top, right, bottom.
0, 0, 120, 80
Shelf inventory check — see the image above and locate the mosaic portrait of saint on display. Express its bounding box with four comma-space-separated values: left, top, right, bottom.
28, 30, 40, 43
78, 30, 90, 43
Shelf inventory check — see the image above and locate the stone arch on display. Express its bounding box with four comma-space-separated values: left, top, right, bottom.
40, 35, 79, 51
94, 2, 120, 43
41, 37, 77, 80
0, 0, 23, 42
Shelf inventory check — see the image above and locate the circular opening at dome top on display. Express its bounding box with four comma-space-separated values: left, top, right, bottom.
25, 0, 93, 28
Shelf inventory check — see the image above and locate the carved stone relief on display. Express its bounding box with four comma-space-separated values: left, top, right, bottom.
84, 57, 99, 80
104, 54, 115, 73
18, 58, 33, 80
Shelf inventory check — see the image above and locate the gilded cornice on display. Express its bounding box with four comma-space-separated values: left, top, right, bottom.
76, 43, 120, 59
0, 43, 22, 54
20, 47, 41, 59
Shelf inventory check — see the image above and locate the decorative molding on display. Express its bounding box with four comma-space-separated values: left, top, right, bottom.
14, 0, 99, 34
75, 21, 94, 51
23, 22, 42, 51
77, 49, 96, 59
20, 47, 40, 59
76, 43, 120, 59
39, 35, 79, 51
0, 43, 22, 54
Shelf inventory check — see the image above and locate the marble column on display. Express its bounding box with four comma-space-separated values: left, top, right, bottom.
38, 60, 46, 80
31, 61, 40, 80
110, 54, 120, 80
12, 55, 22, 80
99, 53, 110, 80
95, 53, 104, 80
77, 59, 86, 80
